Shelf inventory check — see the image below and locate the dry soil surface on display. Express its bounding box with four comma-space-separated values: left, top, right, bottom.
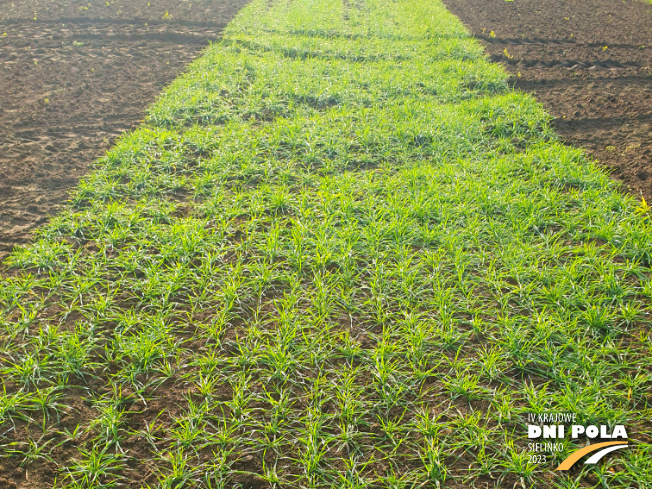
0, 0, 250, 263
444, 0, 652, 202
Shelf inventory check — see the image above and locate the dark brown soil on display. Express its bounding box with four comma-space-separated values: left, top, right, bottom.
0, 0, 250, 263
443, 0, 652, 202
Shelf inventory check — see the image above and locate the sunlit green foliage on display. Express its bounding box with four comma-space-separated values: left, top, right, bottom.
0, 0, 651, 487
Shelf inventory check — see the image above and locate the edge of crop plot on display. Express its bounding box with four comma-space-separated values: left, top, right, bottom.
1, 1, 651, 488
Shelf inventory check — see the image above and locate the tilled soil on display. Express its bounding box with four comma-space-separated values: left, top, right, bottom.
0, 0, 250, 263
443, 0, 652, 203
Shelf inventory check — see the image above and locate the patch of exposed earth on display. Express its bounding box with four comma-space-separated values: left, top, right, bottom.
444, 0, 652, 202
0, 0, 251, 263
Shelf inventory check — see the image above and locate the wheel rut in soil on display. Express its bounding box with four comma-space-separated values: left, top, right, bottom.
443, 0, 652, 203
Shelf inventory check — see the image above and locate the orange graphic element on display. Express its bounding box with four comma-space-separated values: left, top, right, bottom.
555, 441, 628, 471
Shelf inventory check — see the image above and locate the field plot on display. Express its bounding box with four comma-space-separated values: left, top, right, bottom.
1, 0, 652, 488
443, 0, 652, 202
0, 0, 250, 263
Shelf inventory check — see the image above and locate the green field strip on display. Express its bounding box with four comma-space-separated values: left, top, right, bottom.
1, 0, 651, 488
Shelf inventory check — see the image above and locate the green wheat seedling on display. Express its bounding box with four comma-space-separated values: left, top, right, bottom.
0, 0, 650, 487
0, 434, 55, 468
64, 444, 127, 488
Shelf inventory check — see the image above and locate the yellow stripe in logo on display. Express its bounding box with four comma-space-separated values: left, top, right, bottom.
555, 441, 629, 471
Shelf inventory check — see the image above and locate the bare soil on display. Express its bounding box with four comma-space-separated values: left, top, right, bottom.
0, 0, 250, 263
443, 0, 652, 203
